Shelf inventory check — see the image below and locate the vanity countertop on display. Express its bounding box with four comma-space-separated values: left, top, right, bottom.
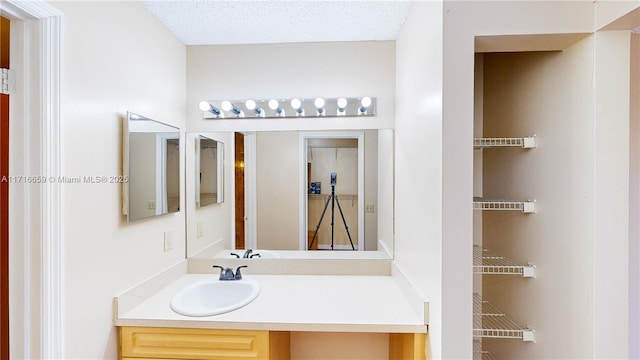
115, 274, 427, 333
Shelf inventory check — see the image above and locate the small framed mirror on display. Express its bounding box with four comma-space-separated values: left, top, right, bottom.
196, 135, 224, 207
123, 112, 181, 222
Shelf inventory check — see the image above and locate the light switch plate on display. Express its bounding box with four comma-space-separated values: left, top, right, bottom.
163, 230, 174, 252
365, 203, 375, 213
197, 221, 204, 238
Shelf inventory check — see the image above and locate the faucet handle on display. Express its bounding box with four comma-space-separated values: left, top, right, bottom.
230, 253, 241, 258
234, 265, 248, 280
212, 265, 235, 280
249, 253, 262, 258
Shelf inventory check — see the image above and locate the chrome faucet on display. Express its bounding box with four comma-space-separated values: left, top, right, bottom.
230, 249, 261, 258
212, 265, 247, 280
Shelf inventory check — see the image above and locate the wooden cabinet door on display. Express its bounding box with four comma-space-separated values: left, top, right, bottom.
120, 327, 270, 360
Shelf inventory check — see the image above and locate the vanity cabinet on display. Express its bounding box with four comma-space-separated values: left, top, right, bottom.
119, 327, 290, 360
119, 327, 425, 360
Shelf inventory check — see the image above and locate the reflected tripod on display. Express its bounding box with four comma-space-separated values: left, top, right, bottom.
308, 172, 355, 251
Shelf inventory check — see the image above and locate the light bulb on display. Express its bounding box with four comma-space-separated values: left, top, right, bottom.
245, 99, 256, 110
291, 98, 302, 110
199, 101, 210, 112
268, 99, 279, 110
337, 98, 348, 110
314, 98, 325, 115
221, 101, 233, 112
360, 96, 372, 108
221, 101, 243, 117
199, 101, 222, 116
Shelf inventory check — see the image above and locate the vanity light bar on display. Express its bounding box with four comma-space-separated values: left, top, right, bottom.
199, 97, 377, 119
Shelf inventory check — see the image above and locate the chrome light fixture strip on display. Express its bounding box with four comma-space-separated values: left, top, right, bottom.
200, 97, 376, 119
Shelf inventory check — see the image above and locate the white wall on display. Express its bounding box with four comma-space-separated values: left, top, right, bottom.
394, 2, 444, 357
473, 54, 483, 298
51, 2, 186, 359
128, 133, 157, 219
185, 41, 395, 255
185, 131, 232, 257
593, 30, 631, 359
630, 31, 640, 360
186, 41, 395, 133
377, 129, 394, 256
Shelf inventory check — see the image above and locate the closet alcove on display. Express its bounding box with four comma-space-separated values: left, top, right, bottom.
473, 38, 595, 359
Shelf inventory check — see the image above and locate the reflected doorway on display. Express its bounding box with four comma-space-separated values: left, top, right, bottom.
301, 132, 364, 251
234, 132, 245, 249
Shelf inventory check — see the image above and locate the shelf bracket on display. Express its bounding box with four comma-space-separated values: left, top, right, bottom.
522, 136, 536, 148
522, 200, 536, 213
522, 264, 536, 278
522, 327, 536, 342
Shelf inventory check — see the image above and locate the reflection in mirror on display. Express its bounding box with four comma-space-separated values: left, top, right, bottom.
197, 136, 224, 207
185, 129, 394, 260
123, 112, 180, 222
304, 133, 363, 252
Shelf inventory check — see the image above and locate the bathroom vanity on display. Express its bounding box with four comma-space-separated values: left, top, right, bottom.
115, 267, 428, 360
119, 327, 424, 360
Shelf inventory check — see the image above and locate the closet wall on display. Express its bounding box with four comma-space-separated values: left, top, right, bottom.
475, 37, 596, 359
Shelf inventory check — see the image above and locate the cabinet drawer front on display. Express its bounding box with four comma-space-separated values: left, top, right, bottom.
121, 327, 270, 360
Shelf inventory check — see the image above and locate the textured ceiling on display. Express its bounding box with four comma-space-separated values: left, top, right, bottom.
139, 0, 412, 45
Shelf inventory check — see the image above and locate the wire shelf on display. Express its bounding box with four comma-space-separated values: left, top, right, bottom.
473, 197, 536, 213
474, 245, 535, 277
473, 294, 535, 342
474, 136, 536, 149
473, 340, 496, 360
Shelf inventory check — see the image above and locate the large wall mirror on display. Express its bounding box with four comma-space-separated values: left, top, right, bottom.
123, 112, 181, 222
185, 129, 394, 259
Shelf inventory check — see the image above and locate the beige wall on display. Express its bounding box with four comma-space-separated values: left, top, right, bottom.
291, 332, 388, 360
257, 131, 300, 249
52, 2, 187, 359
481, 41, 596, 359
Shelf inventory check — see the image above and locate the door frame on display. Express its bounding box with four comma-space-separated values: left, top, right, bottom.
299, 131, 365, 251
231, 131, 257, 250
0, 1, 63, 359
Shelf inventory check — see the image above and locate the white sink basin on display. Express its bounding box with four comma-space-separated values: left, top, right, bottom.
170, 277, 260, 317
